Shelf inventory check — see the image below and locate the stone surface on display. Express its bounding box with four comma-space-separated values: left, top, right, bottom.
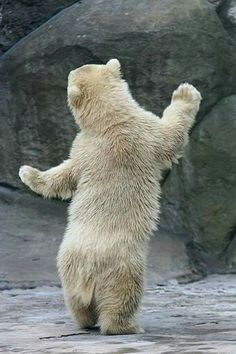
219, 0, 236, 40
160, 96, 236, 270
0, 0, 78, 55
0, 275, 235, 353
1, 0, 236, 188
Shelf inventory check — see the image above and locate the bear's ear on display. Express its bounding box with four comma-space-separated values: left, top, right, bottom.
67, 85, 81, 106
106, 58, 121, 78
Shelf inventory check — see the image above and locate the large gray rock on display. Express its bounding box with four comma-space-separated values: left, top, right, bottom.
160, 95, 236, 270
1, 0, 236, 187
1, 0, 236, 274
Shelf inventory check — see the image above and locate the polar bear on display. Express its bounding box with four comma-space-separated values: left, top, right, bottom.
19, 59, 201, 335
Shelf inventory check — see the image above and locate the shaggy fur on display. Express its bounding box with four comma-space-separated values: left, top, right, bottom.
19, 59, 201, 335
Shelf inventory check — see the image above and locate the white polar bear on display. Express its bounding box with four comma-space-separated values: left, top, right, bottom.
19, 59, 201, 334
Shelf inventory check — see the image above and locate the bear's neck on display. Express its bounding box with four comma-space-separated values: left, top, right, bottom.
74, 90, 141, 134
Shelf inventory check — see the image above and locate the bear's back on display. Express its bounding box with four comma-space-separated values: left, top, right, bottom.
70, 119, 161, 239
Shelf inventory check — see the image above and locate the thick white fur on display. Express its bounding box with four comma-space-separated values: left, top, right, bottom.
19, 59, 201, 334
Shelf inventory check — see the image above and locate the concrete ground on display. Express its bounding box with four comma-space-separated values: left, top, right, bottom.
0, 187, 236, 353
1, 275, 236, 354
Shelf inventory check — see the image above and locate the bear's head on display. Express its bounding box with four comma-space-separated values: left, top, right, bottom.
67, 59, 131, 131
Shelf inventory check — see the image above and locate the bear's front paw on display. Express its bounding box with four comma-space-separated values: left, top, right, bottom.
172, 83, 202, 105
19, 165, 39, 187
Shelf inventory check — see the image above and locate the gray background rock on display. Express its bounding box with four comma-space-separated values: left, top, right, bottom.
0, 0, 236, 278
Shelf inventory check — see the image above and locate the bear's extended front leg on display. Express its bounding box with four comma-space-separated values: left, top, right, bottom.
155, 83, 202, 162
19, 159, 77, 200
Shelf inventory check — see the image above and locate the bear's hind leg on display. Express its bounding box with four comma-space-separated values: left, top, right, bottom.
65, 293, 98, 329
76, 305, 98, 329
97, 273, 144, 335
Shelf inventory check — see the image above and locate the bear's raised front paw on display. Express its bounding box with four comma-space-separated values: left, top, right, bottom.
172, 83, 202, 105
19, 165, 39, 186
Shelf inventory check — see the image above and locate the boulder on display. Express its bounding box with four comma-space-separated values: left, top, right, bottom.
1, 0, 236, 274
160, 96, 236, 270
1, 0, 236, 187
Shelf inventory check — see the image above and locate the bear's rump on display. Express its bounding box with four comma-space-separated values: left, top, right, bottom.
57, 234, 145, 308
